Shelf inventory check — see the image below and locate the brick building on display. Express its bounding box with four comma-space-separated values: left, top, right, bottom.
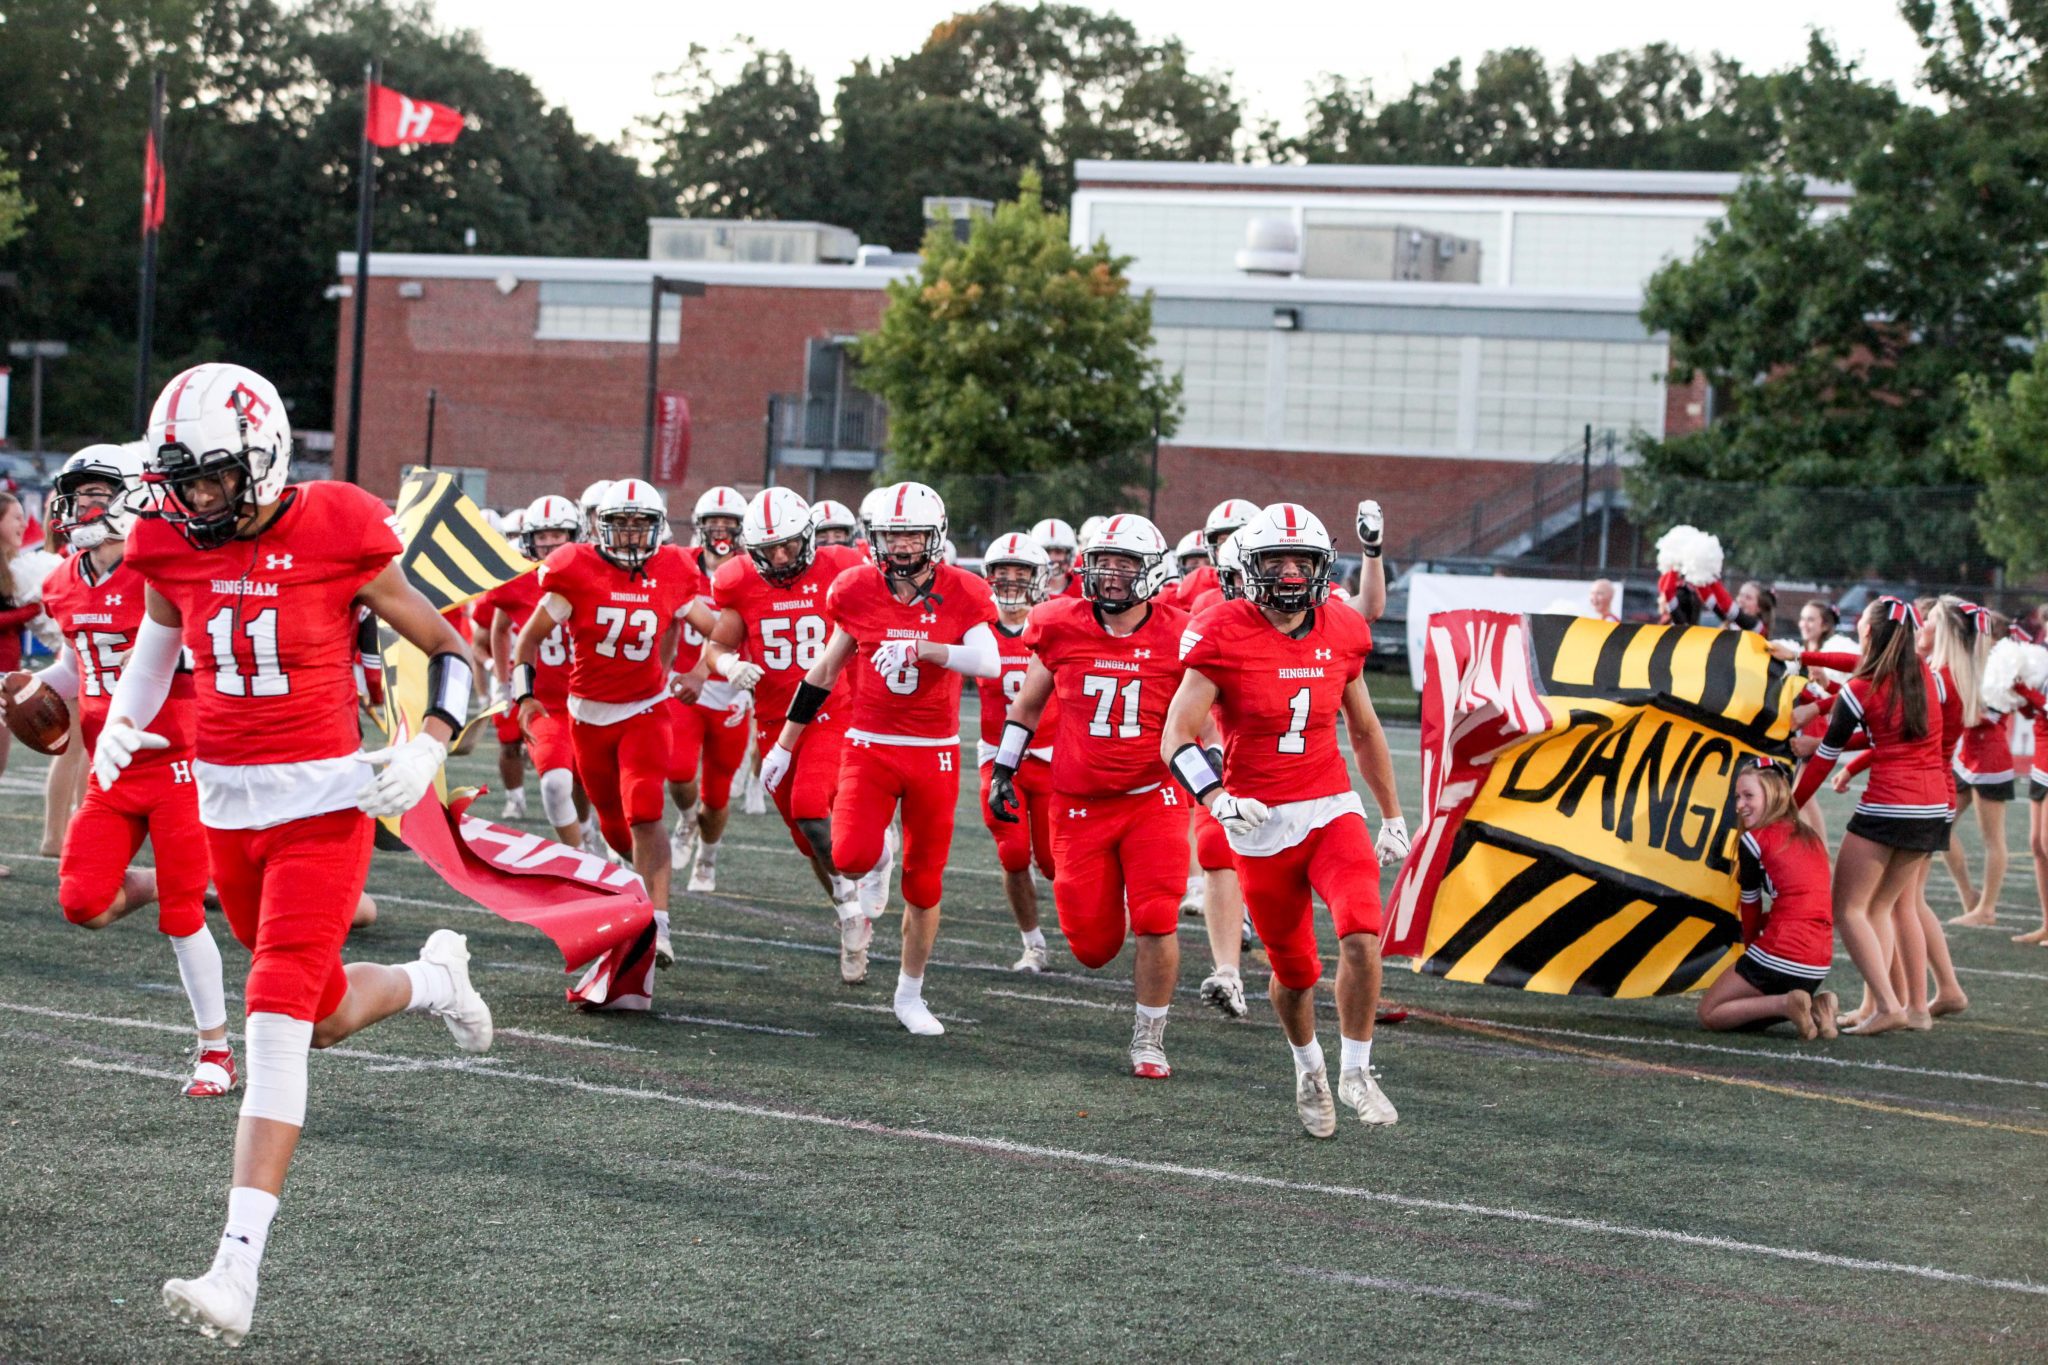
330, 161, 1846, 556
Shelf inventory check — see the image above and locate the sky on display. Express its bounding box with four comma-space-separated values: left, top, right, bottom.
427, 0, 1932, 149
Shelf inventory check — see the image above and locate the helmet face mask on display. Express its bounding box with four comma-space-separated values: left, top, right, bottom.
1245, 546, 1330, 614
744, 487, 817, 585
50, 446, 141, 550
150, 446, 260, 550
519, 494, 582, 561
1082, 549, 1148, 609
593, 480, 669, 573
145, 364, 292, 551
879, 527, 941, 580
697, 514, 740, 557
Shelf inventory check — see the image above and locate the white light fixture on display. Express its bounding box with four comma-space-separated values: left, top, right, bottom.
495, 273, 519, 296
1272, 307, 1299, 331
397, 281, 424, 299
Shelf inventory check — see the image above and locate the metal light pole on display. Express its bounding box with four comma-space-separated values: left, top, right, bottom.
641, 276, 705, 485
7, 340, 69, 456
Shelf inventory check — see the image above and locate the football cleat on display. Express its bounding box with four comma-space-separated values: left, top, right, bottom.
1295, 1065, 1337, 1139
686, 841, 719, 894
184, 1045, 238, 1099
669, 823, 697, 879
1130, 1013, 1171, 1079
419, 930, 493, 1053
654, 922, 676, 970
1241, 912, 1260, 952
859, 826, 897, 919
1012, 942, 1050, 974
742, 774, 768, 815
1338, 1066, 1398, 1126
501, 787, 528, 821
894, 995, 946, 1037
838, 913, 872, 985
162, 1259, 257, 1348
1199, 971, 1248, 1020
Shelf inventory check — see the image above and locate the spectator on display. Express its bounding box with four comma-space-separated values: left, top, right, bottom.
1588, 579, 1618, 621
0, 490, 43, 879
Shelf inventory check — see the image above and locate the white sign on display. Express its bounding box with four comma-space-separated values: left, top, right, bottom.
1404, 572, 1622, 688
0, 366, 9, 445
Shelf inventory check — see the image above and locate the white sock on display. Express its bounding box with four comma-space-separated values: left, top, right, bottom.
655, 909, 672, 937
673, 802, 698, 836
1340, 1035, 1374, 1073
831, 875, 857, 903
1135, 1002, 1169, 1022
1289, 1036, 1324, 1075
401, 959, 455, 1012
895, 971, 924, 1005
1021, 927, 1046, 949
169, 927, 228, 1035
697, 836, 719, 860
216, 1186, 279, 1274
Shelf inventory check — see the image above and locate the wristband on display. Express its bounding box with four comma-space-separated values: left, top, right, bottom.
994, 720, 1034, 773
1170, 742, 1223, 800
786, 678, 830, 725
511, 662, 536, 704
424, 651, 474, 732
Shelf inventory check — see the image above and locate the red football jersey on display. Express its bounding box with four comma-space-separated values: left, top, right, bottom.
126, 482, 399, 766
536, 543, 702, 704
977, 620, 1061, 747
40, 554, 195, 760
673, 545, 729, 675
477, 571, 569, 708
1179, 599, 1372, 803
1175, 563, 1218, 608
711, 544, 864, 728
1024, 596, 1187, 796
827, 561, 997, 741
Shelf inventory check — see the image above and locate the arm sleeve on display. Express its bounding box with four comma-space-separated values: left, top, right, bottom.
941, 622, 1002, 679
1842, 745, 1874, 778
104, 615, 184, 731
37, 645, 81, 700
1800, 650, 1861, 673
0, 602, 42, 630
1793, 692, 1863, 806
1737, 834, 1764, 944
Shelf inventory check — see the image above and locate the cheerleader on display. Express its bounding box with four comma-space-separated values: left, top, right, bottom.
1654, 524, 1732, 626
1700, 758, 1837, 1038
1949, 610, 2019, 926
1725, 580, 1777, 635
2005, 612, 2048, 945
1774, 596, 1948, 1036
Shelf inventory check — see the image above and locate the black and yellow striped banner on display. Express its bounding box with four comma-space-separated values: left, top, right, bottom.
1411, 618, 1805, 998
389, 469, 534, 616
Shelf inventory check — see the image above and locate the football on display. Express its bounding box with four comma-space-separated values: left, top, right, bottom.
2, 669, 72, 756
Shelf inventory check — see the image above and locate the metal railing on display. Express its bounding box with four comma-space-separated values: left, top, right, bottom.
1401, 427, 1632, 566
767, 391, 888, 459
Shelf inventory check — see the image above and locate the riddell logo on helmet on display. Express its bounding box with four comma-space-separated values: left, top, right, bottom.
229, 383, 272, 429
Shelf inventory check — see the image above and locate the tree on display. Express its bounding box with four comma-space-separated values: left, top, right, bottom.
1958, 297, 2048, 574
641, 41, 829, 221
853, 169, 1180, 543
0, 153, 27, 252
1631, 3, 2047, 581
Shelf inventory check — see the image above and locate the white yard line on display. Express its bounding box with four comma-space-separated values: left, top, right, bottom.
656, 1012, 819, 1038
63, 1057, 185, 1083
27, 996, 2048, 1299
832, 1003, 979, 1025
496, 1027, 650, 1053
982, 988, 1124, 1013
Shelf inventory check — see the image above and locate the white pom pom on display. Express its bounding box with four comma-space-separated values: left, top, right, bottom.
1982, 638, 2046, 711
1679, 531, 1724, 586
1654, 524, 1699, 574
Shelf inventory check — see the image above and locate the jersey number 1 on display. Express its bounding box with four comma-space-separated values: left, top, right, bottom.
205, 607, 289, 697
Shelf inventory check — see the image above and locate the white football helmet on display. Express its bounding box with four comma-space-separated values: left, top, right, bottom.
578, 480, 615, 534
145, 363, 291, 549
1213, 532, 1245, 601
521, 494, 581, 559
1077, 515, 1108, 551
1082, 513, 1168, 609
810, 498, 857, 546
1237, 503, 1333, 612
743, 487, 815, 585
1203, 498, 1258, 550
869, 481, 947, 580
593, 478, 668, 573
51, 443, 144, 550
1030, 517, 1079, 570
500, 507, 527, 535
693, 485, 746, 557
857, 485, 894, 546
984, 531, 1049, 608
1173, 528, 1209, 575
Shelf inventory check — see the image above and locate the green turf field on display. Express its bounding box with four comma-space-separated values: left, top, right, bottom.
2, 704, 2045, 1362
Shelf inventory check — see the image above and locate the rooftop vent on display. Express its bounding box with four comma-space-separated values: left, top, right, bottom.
647, 218, 859, 266
923, 197, 996, 243
1234, 215, 1302, 275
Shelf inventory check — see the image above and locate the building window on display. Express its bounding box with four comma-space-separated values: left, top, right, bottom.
1508, 213, 1714, 291
1087, 204, 1267, 276
535, 282, 681, 342
1474, 339, 1668, 453
1155, 327, 1267, 441
1282, 332, 1464, 449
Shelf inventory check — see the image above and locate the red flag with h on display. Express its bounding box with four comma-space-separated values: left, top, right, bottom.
142, 127, 166, 235
366, 82, 465, 146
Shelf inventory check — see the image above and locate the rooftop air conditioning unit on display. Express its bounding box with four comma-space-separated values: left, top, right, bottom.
647, 219, 860, 266
1301, 224, 1482, 282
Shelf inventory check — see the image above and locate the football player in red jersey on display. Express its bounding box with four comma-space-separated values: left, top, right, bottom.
6, 444, 233, 1096
810, 498, 858, 548
704, 489, 873, 973
1172, 498, 1255, 610
664, 485, 753, 893
763, 482, 1000, 1033
975, 532, 1059, 972
1162, 503, 1409, 1138
512, 479, 746, 969
482, 495, 586, 846
1350, 498, 1387, 623
993, 515, 1192, 1077
1030, 517, 1084, 599
96, 364, 492, 1346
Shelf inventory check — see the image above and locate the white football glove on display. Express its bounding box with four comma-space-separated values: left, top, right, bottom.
871, 639, 919, 678
759, 743, 794, 794
1375, 815, 1410, 867
92, 720, 170, 790
1211, 792, 1272, 838
355, 733, 448, 818
715, 654, 764, 691
1356, 499, 1384, 557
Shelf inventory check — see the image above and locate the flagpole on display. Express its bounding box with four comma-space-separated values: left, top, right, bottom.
344, 59, 379, 487
132, 69, 166, 433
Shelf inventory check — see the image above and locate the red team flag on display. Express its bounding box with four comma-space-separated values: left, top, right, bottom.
365, 81, 466, 147
141, 127, 166, 234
